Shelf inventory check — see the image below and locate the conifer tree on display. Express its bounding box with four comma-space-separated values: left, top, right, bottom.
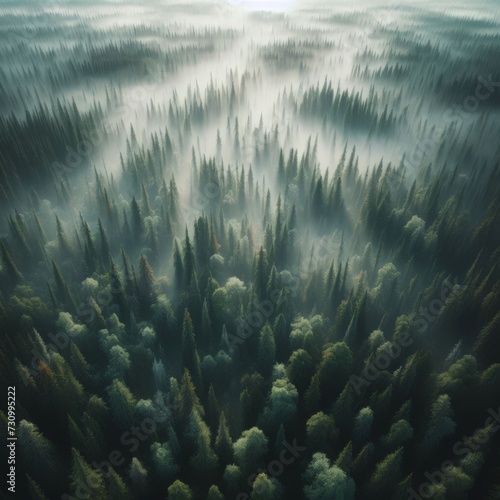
215, 411, 233, 466
107, 468, 132, 500
18, 420, 57, 486
106, 379, 136, 428
138, 253, 155, 315
69, 447, 106, 500
208, 485, 225, 500
129, 457, 148, 492
130, 196, 144, 237
167, 480, 194, 500
177, 369, 205, 423
182, 310, 202, 389
258, 323, 276, 377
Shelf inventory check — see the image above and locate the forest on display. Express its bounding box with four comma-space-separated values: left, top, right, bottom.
0, 0, 499, 499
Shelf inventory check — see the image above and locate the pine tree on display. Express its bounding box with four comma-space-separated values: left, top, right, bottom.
107, 468, 131, 500
278, 148, 285, 185
304, 372, 321, 416
317, 342, 353, 406
56, 214, 72, 259
69, 447, 106, 500
182, 310, 202, 389
138, 253, 155, 316
206, 383, 220, 432
177, 369, 205, 424
173, 239, 184, 293
109, 260, 127, 318
51, 260, 75, 311
306, 411, 338, 456
98, 218, 111, 266
208, 485, 225, 500
274, 423, 286, 455
201, 298, 212, 350
26, 475, 49, 500
254, 246, 268, 302
150, 441, 178, 480
130, 196, 144, 237
106, 379, 136, 429
215, 411, 233, 466
188, 270, 202, 329
184, 228, 196, 288
368, 448, 403, 498
335, 441, 353, 474
167, 480, 194, 500
250, 473, 277, 500
189, 408, 218, 484
18, 420, 57, 486
287, 348, 314, 392
352, 442, 375, 485
352, 407, 373, 452
129, 457, 148, 492
473, 311, 500, 366
258, 323, 276, 377
233, 427, 268, 473
1, 241, 23, 288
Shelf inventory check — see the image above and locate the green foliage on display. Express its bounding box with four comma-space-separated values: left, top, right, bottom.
182, 310, 202, 387
380, 419, 413, 451
188, 409, 218, 482
304, 453, 355, 500
287, 348, 314, 392
207, 485, 225, 500
69, 447, 106, 499
107, 468, 132, 500
18, 420, 57, 485
151, 442, 178, 480
317, 342, 353, 404
223, 464, 242, 496
352, 407, 373, 448
259, 376, 298, 432
258, 323, 276, 377
106, 379, 136, 428
233, 427, 268, 472
306, 412, 338, 456
215, 411, 234, 466
3, 11, 500, 500
177, 369, 205, 423
368, 448, 403, 498
167, 480, 194, 500
250, 473, 278, 500
129, 457, 148, 491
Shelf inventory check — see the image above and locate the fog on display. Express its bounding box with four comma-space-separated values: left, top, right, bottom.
1, 1, 500, 498
3, 0, 498, 242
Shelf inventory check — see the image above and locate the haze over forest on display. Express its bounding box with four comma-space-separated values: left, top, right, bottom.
1, 1, 500, 499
